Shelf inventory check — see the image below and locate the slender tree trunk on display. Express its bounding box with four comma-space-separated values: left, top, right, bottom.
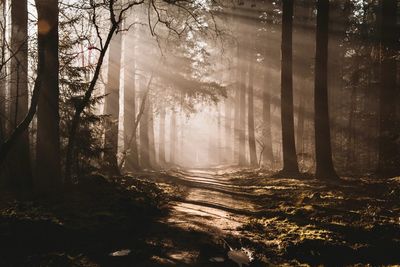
139, 91, 150, 169
123, 32, 139, 172
247, 49, 257, 166
0, 0, 6, 144
377, 0, 399, 176
314, 0, 338, 179
170, 109, 176, 165
103, 32, 122, 174
296, 96, 305, 166
234, 46, 240, 164
238, 44, 247, 166
4, 0, 32, 190
148, 100, 156, 168
224, 98, 233, 164
280, 0, 299, 175
262, 69, 273, 168
159, 104, 166, 166
35, 0, 61, 191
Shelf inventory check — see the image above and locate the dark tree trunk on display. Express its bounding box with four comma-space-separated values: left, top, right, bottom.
5, 0, 32, 190
0, 0, 6, 144
103, 32, 122, 174
377, 0, 399, 176
224, 98, 233, 164
35, 0, 61, 191
296, 96, 305, 165
280, 0, 299, 175
159, 104, 166, 166
148, 100, 156, 168
169, 109, 176, 165
123, 33, 139, 172
234, 54, 240, 163
247, 49, 257, 166
238, 44, 247, 166
314, 0, 338, 179
139, 92, 150, 169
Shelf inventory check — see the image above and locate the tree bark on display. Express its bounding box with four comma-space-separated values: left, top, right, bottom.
238, 43, 247, 166
139, 90, 150, 169
35, 0, 61, 191
262, 68, 273, 168
170, 109, 176, 165
377, 0, 399, 176
148, 100, 156, 168
314, 0, 338, 179
103, 32, 122, 174
247, 48, 257, 166
159, 104, 166, 166
0, 0, 6, 144
123, 33, 139, 171
4, 0, 32, 190
280, 0, 299, 175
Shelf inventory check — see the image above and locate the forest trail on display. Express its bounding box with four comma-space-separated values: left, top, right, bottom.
165, 169, 258, 236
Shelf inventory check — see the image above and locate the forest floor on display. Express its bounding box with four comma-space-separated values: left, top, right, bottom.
0, 168, 400, 266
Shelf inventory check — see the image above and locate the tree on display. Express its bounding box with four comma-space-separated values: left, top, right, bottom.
314, 0, 338, 179
280, 0, 299, 175
103, 31, 122, 174
377, 0, 399, 176
139, 83, 150, 169
123, 30, 139, 171
158, 103, 166, 166
35, 0, 61, 191
247, 45, 257, 166
6, 0, 32, 189
238, 43, 247, 166
262, 54, 273, 168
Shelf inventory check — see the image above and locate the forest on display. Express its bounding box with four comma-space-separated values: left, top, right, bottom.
0, 0, 399, 266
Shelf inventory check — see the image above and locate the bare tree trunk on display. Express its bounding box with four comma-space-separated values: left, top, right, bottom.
148, 100, 156, 168
159, 104, 166, 166
280, 0, 299, 175
139, 89, 150, 169
314, 0, 338, 179
4, 0, 32, 190
169, 109, 176, 165
377, 0, 399, 176
35, 0, 61, 191
224, 98, 233, 164
0, 0, 6, 144
234, 47, 240, 164
296, 96, 305, 164
262, 69, 273, 168
247, 48, 257, 166
238, 44, 247, 166
123, 31, 139, 172
103, 32, 122, 174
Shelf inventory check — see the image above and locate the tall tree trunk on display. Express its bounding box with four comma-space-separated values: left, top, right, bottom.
148, 100, 156, 168
123, 32, 139, 172
262, 68, 273, 168
247, 49, 257, 166
280, 0, 299, 175
377, 0, 399, 176
103, 32, 122, 174
238, 44, 247, 166
314, 0, 338, 179
35, 0, 61, 191
0, 0, 6, 144
169, 109, 176, 165
159, 104, 166, 166
234, 46, 240, 164
7, 0, 32, 190
139, 92, 150, 169
224, 98, 232, 164
296, 96, 305, 165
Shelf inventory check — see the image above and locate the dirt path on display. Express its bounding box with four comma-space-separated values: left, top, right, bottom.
166, 169, 258, 236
